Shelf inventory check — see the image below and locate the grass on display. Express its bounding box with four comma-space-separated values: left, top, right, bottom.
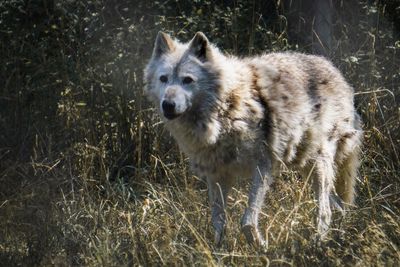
1, 140, 399, 265
0, 0, 399, 266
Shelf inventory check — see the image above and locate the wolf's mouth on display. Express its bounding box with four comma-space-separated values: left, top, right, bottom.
163, 112, 180, 120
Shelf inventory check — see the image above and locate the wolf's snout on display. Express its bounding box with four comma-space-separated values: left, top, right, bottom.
162, 100, 175, 113
162, 100, 178, 120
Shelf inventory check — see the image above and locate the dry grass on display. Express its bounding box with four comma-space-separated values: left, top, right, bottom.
1, 153, 399, 266
0, 0, 399, 266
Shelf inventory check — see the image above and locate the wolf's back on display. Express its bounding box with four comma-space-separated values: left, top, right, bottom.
245, 52, 360, 167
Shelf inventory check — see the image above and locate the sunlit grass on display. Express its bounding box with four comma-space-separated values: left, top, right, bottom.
0, 0, 399, 266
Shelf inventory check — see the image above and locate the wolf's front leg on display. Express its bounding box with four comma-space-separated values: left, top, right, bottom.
241, 164, 272, 247
207, 176, 231, 246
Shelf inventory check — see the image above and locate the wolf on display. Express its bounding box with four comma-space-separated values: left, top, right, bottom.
144, 32, 362, 246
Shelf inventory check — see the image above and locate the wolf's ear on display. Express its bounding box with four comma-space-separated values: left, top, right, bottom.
152, 31, 175, 58
188, 32, 212, 61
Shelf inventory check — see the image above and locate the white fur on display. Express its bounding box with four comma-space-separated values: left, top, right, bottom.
144, 32, 363, 246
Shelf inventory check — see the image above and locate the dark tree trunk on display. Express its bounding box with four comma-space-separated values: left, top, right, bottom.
282, 0, 333, 57
312, 0, 333, 56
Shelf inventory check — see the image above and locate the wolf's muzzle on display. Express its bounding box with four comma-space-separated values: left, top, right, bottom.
162, 100, 179, 120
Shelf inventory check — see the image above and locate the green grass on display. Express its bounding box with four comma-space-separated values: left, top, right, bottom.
0, 0, 399, 266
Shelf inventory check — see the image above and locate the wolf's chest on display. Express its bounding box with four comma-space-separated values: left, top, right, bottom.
186, 136, 259, 179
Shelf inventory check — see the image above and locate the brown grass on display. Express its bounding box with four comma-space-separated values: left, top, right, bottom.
0, 0, 399, 266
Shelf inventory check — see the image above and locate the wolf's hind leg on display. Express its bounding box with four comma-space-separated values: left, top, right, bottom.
313, 154, 336, 239
241, 164, 271, 247
207, 176, 231, 246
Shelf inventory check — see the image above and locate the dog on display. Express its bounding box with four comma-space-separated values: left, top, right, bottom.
144, 31, 362, 246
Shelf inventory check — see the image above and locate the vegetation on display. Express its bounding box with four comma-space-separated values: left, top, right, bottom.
0, 0, 399, 265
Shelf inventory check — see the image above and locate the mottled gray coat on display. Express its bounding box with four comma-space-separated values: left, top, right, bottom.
144, 32, 362, 246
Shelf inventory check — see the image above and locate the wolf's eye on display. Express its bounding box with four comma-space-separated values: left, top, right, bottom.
160, 75, 168, 83
182, 76, 193, 84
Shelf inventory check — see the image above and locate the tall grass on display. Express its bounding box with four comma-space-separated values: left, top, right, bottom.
0, 0, 399, 265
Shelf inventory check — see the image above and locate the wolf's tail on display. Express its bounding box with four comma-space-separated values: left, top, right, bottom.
335, 114, 363, 205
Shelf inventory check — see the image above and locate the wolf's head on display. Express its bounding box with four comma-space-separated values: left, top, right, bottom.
144, 32, 220, 120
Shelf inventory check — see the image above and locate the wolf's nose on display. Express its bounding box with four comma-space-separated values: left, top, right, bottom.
162, 100, 176, 114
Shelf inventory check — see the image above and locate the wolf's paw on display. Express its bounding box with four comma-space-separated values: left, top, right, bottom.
214, 229, 224, 247
329, 194, 345, 216
317, 220, 330, 240
241, 224, 266, 248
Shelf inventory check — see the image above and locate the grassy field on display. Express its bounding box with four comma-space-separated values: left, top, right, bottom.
0, 0, 399, 266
